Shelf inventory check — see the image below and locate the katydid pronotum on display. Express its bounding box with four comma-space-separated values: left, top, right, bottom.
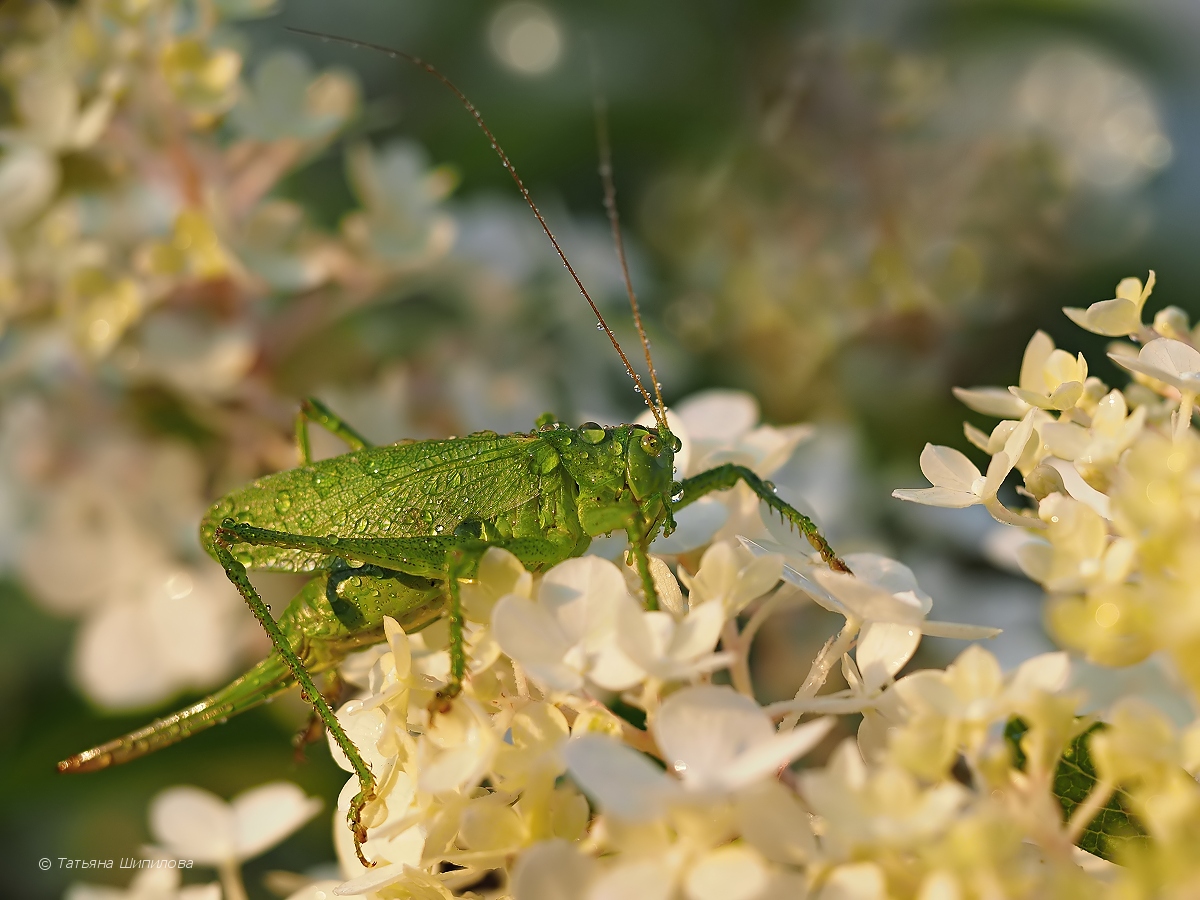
58, 32, 849, 866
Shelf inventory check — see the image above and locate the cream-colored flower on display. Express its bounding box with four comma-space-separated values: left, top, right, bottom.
800, 740, 969, 855
953, 330, 1054, 419
66, 866, 220, 900
491, 555, 643, 692
149, 782, 322, 866
1065, 272, 1156, 337
893, 411, 1038, 526
564, 685, 833, 820
1017, 494, 1135, 592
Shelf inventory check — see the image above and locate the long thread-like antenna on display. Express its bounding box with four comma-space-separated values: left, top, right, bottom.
286, 27, 661, 420
591, 90, 668, 426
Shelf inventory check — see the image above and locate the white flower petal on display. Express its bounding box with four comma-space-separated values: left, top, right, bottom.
149, 786, 235, 865
491, 594, 582, 691
919, 621, 1002, 640
653, 685, 775, 787
856, 622, 920, 691
538, 556, 628, 647
1140, 337, 1200, 378
587, 858, 676, 900
676, 389, 759, 442
951, 386, 1028, 419
230, 781, 322, 861
736, 780, 817, 865
684, 845, 768, 900
511, 840, 596, 900
1007, 651, 1071, 700
891, 487, 980, 508
721, 717, 835, 790
918, 444, 980, 492
667, 600, 726, 662
1019, 331, 1056, 391
564, 735, 677, 820
1064, 299, 1141, 336
813, 571, 924, 624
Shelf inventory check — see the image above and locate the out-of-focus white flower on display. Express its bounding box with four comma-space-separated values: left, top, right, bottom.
1065, 272, 1155, 337
342, 140, 456, 267
800, 740, 968, 856
229, 49, 358, 142
892, 411, 1039, 526
860, 645, 1071, 771
149, 782, 322, 865
65, 865, 221, 900
564, 685, 833, 820
491, 556, 643, 692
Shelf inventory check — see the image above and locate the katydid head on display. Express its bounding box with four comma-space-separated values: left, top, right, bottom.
625, 424, 678, 503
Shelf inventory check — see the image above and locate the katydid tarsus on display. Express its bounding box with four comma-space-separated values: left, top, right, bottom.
57, 33, 850, 866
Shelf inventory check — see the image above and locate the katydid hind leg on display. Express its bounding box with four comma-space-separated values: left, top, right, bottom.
677, 463, 850, 573
293, 671, 346, 761
57, 651, 299, 774
210, 537, 379, 866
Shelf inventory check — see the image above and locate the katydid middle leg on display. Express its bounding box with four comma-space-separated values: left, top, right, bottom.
677, 463, 850, 573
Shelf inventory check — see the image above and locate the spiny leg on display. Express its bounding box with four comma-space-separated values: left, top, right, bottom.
295, 397, 373, 465
431, 550, 472, 714
625, 523, 660, 611
210, 537, 378, 866
677, 464, 850, 573
293, 671, 345, 762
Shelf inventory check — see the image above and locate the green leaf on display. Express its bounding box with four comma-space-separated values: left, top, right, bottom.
1004, 716, 1148, 861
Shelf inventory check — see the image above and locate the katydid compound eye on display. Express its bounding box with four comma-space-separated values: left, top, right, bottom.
640, 433, 661, 456
579, 422, 606, 443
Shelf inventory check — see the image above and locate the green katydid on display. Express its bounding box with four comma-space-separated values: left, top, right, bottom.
57, 32, 849, 866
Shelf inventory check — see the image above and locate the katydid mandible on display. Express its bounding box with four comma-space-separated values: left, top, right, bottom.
57, 34, 849, 866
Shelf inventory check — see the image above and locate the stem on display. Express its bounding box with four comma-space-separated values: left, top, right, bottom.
779, 618, 860, 730
1176, 391, 1195, 443
218, 860, 248, 900
721, 620, 754, 698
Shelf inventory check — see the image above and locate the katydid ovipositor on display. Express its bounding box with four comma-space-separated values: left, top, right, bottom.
57, 33, 849, 866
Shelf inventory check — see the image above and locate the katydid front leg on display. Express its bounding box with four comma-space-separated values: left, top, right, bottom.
677, 463, 850, 573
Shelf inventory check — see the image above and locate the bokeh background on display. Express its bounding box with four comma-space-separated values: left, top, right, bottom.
2, 0, 1198, 895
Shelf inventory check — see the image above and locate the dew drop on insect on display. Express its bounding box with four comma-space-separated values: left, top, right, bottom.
580, 422, 605, 444
671, 482, 685, 503
328, 535, 340, 545
274, 492, 293, 514
434, 524, 444, 534
763, 480, 777, 493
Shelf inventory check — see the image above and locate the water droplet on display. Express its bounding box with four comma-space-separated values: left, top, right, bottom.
579, 422, 606, 444
274, 492, 293, 514
763, 480, 777, 493
596, 322, 604, 330
434, 524, 444, 534
328, 535, 340, 545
